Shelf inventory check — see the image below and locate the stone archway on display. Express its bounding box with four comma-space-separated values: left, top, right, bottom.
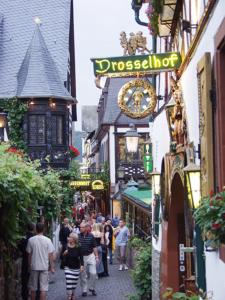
161, 172, 186, 294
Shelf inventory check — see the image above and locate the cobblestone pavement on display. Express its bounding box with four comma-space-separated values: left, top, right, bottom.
48, 261, 136, 300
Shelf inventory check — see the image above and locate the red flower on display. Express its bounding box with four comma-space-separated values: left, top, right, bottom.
212, 223, 221, 230
210, 190, 214, 198
69, 145, 80, 157
5, 147, 24, 157
215, 195, 223, 201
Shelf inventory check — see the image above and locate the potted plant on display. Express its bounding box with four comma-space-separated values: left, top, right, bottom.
69, 145, 80, 159
194, 189, 225, 260
145, 0, 163, 36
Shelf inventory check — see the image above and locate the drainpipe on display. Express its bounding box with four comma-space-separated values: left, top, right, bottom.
131, 0, 157, 88
131, 0, 148, 27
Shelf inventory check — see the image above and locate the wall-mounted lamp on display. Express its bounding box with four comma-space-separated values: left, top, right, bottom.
182, 20, 197, 33
49, 99, 56, 108
183, 159, 201, 209
28, 99, 35, 107
150, 168, 161, 195
117, 164, 125, 180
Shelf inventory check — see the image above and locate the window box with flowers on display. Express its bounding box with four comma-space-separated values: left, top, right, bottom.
145, 0, 163, 36
194, 189, 225, 261
69, 145, 80, 159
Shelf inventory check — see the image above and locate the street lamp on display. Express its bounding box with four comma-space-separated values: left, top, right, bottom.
124, 123, 140, 153
183, 159, 206, 292
117, 164, 125, 180
151, 169, 161, 196
183, 160, 201, 209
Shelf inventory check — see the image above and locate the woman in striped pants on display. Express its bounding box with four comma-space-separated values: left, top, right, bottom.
63, 233, 84, 300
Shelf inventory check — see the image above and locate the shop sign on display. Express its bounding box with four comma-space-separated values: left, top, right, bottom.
92, 180, 104, 190
70, 180, 90, 187
91, 52, 181, 77
69, 179, 104, 190
81, 174, 91, 179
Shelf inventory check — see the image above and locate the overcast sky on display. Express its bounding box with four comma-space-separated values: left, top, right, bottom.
74, 0, 150, 130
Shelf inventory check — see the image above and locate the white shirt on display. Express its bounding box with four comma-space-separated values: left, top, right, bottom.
26, 234, 55, 271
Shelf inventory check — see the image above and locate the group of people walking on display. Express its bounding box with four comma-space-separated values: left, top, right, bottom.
59, 212, 130, 299
19, 212, 130, 300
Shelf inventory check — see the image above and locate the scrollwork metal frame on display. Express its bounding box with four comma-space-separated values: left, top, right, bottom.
118, 79, 157, 119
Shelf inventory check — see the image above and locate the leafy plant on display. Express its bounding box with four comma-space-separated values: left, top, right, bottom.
0, 97, 28, 150
194, 189, 225, 246
162, 288, 199, 300
129, 238, 151, 300
129, 236, 146, 249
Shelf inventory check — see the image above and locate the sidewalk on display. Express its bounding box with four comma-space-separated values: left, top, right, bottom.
48, 261, 136, 300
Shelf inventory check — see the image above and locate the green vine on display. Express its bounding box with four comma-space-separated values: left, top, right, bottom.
0, 97, 28, 150
129, 238, 151, 300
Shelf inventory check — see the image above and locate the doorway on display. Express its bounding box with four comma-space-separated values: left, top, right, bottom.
161, 172, 189, 294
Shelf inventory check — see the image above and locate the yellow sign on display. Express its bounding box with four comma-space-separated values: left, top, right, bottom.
92, 180, 104, 190
91, 52, 182, 77
70, 181, 90, 187
81, 174, 91, 179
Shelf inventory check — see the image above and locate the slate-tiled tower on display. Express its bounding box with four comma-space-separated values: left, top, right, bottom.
0, 0, 76, 168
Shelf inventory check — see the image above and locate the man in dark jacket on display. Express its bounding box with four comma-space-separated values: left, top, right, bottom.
18, 222, 35, 300
59, 218, 72, 264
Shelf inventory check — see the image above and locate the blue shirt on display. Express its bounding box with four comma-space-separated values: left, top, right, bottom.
115, 226, 130, 246
112, 217, 119, 227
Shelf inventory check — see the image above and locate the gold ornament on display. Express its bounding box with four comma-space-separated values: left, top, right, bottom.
118, 79, 157, 119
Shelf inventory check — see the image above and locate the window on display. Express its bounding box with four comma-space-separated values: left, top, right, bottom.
52, 115, 64, 145
29, 115, 46, 145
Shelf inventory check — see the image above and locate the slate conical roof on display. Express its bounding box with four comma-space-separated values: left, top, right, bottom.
16, 25, 73, 101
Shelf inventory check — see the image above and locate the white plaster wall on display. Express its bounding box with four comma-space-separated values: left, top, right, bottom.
180, 1, 225, 149
205, 252, 225, 300
151, 110, 170, 252
109, 125, 116, 185
152, 110, 170, 173
178, 2, 225, 298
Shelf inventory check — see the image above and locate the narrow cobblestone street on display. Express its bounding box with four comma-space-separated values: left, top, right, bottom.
48, 261, 136, 300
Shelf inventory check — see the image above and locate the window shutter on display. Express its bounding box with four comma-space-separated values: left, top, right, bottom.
197, 52, 214, 196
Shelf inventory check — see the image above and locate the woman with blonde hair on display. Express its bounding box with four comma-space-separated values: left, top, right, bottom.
63, 232, 84, 300
91, 223, 104, 277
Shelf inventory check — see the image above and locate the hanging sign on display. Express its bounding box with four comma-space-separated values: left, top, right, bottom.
70, 179, 105, 190
91, 52, 181, 77
70, 180, 91, 187
92, 180, 104, 190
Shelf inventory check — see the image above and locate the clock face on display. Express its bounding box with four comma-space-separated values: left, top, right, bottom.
118, 79, 157, 119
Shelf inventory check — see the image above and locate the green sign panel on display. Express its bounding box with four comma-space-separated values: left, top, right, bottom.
91, 52, 181, 77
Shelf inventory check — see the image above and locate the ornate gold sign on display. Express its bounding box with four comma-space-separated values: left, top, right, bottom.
118, 79, 157, 119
